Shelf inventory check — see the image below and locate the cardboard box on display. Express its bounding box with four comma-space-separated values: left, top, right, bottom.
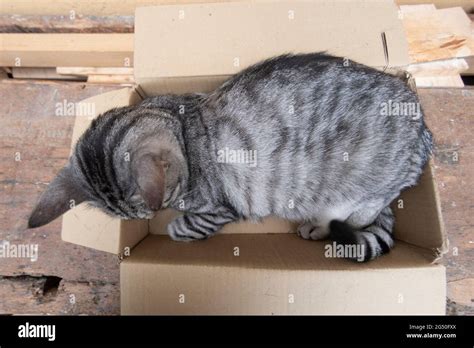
61, 0, 448, 314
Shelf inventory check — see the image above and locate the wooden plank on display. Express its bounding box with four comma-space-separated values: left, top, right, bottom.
397, 0, 474, 12
0, 0, 230, 16
407, 58, 469, 77
0, 7, 471, 69
0, 276, 120, 315
415, 75, 465, 87
0, 14, 134, 33
0, 80, 123, 313
57, 67, 133, 76
2, 0, 473, 16
400, 6, 474, 64
0, 83, 472, 314
416, 88, 474, 316
12, 67, 85, 80
407, 58, 469, 87
0, 33, 133, 67
401, 5, 474, 86
87, 74, 134, 84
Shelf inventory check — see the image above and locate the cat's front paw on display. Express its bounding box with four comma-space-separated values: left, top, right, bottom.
167, 218, 209, 242
297, 221, 329, 240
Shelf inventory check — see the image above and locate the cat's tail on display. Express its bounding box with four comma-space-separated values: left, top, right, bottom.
328, 207, 395, 262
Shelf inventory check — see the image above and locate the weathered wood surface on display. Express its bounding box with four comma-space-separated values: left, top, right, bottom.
417, 88, 474, 315
1, 0, 472, 16
11, 67, 86, 81
0, 33, 134, 67
0, 14, 134, 33
0, 80, 122, 314
400, 5, 474, 64
0, 1, 472, 316
1, 5, 473, 72
0, 81, 472, 314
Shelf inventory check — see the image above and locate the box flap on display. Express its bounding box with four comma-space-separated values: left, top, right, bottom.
62, 204, 148, 255
121, 234, 446, 314
134, 0, 409, 91
61, 88, 149, 254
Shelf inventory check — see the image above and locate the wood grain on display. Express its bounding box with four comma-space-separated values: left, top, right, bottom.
400, 6, 474, 64
0, 80, 122, 314
0, 0, 231, 16
0, 81, 472, 314
0, 14, 134, 33
2, 0, 472, 16
0, 33, 134, 67
12, 67, 85, 80
417, 88, 474, 315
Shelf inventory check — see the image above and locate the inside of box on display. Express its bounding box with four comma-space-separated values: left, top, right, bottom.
126, 234, 438, 270
62, 84, 446, 264
125, 231, 440, 277
136, 82, 445, 265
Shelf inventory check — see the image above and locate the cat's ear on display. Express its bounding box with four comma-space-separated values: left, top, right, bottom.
28, 166, 87, 228
132, 154, 167, 211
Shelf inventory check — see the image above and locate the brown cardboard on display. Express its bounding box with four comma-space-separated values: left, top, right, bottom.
62, 204, 148, 255
59, 0, 447, 315
149, 161, 447, 262
392, 162, 448, 257
149, 209, 297, 235
121, 235, 446, 314
134, 0, 410, 94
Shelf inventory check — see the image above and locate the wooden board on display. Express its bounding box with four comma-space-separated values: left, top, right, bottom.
398, 0, 474, 12
415, 75, 465, 87
400, 5, 474, 63
0, 14, 134, 33
87, 74, 134, 84
401, 5, 474, 87
0, 80, 472, 314
0, 80, 123, 314
12, 67, 85, 80
417, 88, 474, 315
408, 58, 469, 87
56, 67, 133, 75
1, 5, 472, 71
0, 0, 231, 16
0, 33, 133, 67
407, 58, 469, 77
1, 0, 472, 16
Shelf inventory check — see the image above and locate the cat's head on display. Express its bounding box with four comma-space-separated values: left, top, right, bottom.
28, 105, 188, 228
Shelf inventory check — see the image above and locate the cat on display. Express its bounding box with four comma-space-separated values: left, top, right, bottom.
28, 53, 433, 262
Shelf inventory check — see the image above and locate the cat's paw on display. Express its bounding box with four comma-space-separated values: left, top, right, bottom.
297, 222, 329, 240
167, 219, 208, 242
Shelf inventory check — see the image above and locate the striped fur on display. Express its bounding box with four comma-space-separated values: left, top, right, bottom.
29, 53, 433, 261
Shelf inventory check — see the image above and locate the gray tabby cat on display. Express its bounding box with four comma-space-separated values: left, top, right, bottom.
28, 53, 433, 262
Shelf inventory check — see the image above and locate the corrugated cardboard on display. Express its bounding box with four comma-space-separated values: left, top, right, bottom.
121, 235, 446, 314
148, 162, 447, 261
60, 0, 447, 315
134, 0, 410, 94
391, 163, 447, 257
149, 209, 297, 235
